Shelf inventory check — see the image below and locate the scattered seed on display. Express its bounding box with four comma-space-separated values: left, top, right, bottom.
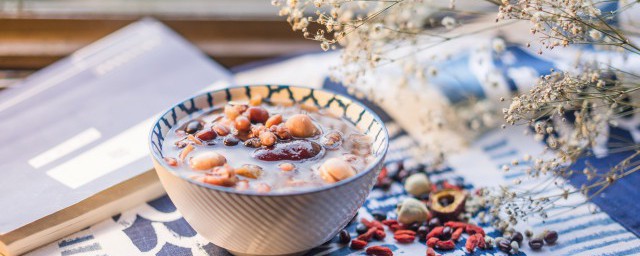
529, 238, 544, 250
338, 229, 351, 244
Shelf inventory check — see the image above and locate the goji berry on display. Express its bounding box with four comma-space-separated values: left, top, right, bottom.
358, 227, 378, 242
366, 245, 393, 256
390, 223, 407, 232
376, 167, 388, 184
394, 234, 415, 243
361, 218, 384, 230
451, 227, 464, 241
394, 230, 417, 236
350, 239, 368, 250
382, 219, 398, 226
426, 226, 444, 240
374, 229, 386, 240
426, 247, 439, 256
465, 233, 479, 252
474, 233, 486, 249
436, 240, 455, 250
465, 224, 485, 236
426, 237, 440, 247
444, 221, 467, 229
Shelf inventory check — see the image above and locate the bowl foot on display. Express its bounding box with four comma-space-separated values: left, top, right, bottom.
226, 249, 310, 256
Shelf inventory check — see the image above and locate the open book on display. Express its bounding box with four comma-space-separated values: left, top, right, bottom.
0, 19, 231, 256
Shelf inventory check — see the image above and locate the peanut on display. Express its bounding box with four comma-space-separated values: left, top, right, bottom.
189, 151, 227, 170
265, 114, 283, 128
319, 157, 356, 183
235, 116, 251, 131
236, 164, 263, 179
285, 114, 318, 138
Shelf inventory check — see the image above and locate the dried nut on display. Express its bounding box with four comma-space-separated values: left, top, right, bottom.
396, 198, 429, 225
321, 130, 343, 150
265, 114, 283, 128
235, 116, 251, 131
236, 164, 263, 179
279, 163, 295, 172
319, 157, 356, 183
213, 124, 230, 136
179, 143, 195, 161
195, 129, 216, 141
285, 114, 318, 138
429, 189, 467, 221
189, 151, 227, 170
224, 105, 241, 120
247, 107, 269, 124
274, 124, 292, 140
259, 131, 277, 146
244, 138, 262, 148
404, 173, 432, 196
199, 164, 237, 187
250, 94, 263, 106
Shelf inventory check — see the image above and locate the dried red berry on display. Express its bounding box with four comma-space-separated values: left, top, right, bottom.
357, 228, 377, 242
426, 226, 444, 240
390, 223, 407, 232
382, 219, 399, 226
374, 229, 386, 240
361, 218, 384, 230
394, 230, 417, 236
426, 247, 438, 256
350, 239, 368, 250
163, 157, 178, 167
365, 246, 393, 256
474, 233, 486, 249
435, 240, 455, 250
465, 224, 485, 236
451, 227, 464, 241
426, 237, 440, 247
394, 234, 415, 243
465, 233, 479, 253
444, 221, 467, 229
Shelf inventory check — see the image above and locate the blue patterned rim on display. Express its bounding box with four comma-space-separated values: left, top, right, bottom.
149, 85, 389, 196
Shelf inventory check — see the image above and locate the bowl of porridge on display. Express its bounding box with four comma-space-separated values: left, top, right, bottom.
149, 85, 388, 255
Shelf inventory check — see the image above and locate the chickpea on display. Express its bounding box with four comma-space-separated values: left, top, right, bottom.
319, 157, 356, 183
285, 114, 318, 138
189, 151, 227, 170
235, 116, 251, 131
279, 163, 295, 172
265, 114, 283, 128
224, 105, 240, 120
259, 131, 277, 146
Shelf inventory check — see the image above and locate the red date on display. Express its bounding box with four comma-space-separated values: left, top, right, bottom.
252, 140, 323, 161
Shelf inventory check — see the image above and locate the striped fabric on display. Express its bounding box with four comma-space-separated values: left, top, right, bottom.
28, 44, 640, 255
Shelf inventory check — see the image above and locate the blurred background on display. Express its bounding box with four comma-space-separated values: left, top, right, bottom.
0, 0, 318, 89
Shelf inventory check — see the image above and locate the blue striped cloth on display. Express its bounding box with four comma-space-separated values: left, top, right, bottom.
28, 45, 640, 256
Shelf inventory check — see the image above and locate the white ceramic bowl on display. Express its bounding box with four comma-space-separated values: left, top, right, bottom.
149, 85, 389, 255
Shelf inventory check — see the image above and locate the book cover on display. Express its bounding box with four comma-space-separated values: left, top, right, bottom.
0, 18, 231, 235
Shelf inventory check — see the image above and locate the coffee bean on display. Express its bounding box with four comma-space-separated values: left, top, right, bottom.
544, 230, 558, 244
529, 238, 544, 250
511, 231, 524, 245
185, 121, 202, 134
338, 229, 351, 244
356, 223, 368, 234
371, 211, 387, 221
